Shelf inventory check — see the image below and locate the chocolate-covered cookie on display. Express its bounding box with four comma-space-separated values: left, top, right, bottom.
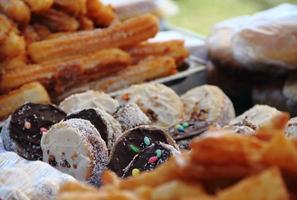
1, 103, 66, 160
108, 125, 179, 178
65, 108, 122, 151
168, 120, 213, 150
113, 103, 151, 132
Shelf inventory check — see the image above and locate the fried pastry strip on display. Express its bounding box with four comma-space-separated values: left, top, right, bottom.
0, 14, 16, 43
33, 9, 79, 32
1, 54, 27, 71
54, 0, 87, 15
24, 0, 54, 12
126, 40, 190, 65
28, 14, 159, 63
32, 23, 52, 40
86, 0, 115, 27
23, 25, 41, 43
78, 16, 94, 30
0, 82, 50, 120
0, 31, 26, 61
0, 0, 31, 24
55, 56, 176, 100
1, 48, 131, 93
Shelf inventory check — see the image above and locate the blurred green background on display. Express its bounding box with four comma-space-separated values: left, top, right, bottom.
168, 0, 295, 35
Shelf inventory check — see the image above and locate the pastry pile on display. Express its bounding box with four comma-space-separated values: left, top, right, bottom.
0, 0, 190, 120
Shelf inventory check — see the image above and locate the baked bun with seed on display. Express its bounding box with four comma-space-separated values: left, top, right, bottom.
41, 118, 108, 186
65, 108, 122, 151
181, 85, 235, 126
114, 83, 184, 128
113, 103, 151, 132
59, 90, 119, 115
229, 105, 282, 130
108, 125, 179, 178
1, 103, 66, 160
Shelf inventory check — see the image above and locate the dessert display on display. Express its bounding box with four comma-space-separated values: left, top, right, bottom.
181, 85, 235, 126
0, 151, 75, 200
65, 108, 122, 151
113, 103, 151, 132
1, 102, 66, 160
58, 113, 297, 200
114, 83, 185, 128
59, 90, 119, 115
41, 118, 109, 186
108, 125, 179, 178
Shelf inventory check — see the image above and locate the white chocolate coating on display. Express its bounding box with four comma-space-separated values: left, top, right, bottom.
114, 83, 184, 128
41, 119, 108, 185
59, 90, 119, 115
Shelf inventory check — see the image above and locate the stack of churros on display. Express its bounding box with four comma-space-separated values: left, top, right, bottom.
58, 114, 297, 200
0, 0, 189, 120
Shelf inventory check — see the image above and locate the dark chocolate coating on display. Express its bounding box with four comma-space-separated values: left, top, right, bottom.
168, 120, 211, 150
9, 103, 66, 160
108, 126, 177, 177
65, 109, 109, 144
122, 143, 171, 177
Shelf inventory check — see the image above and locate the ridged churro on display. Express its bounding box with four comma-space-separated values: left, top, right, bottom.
0, 0, 31, 24
1, 48, 131, 93
24, 0, 54, 12
54, 0, 87, 16
126, 40, 190, 65
86, 0, 115, 27
28, 14, 159, 63
57, 56, 177, 99
33, 9, 79, 32
0, 82, 50, 120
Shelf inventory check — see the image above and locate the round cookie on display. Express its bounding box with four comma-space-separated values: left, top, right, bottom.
1, 103, 66, 160
114, 83, 184, 128
113, 103, 151, 132
41, 119, 108, 186
285, 117, 297, 138
181, 85, 235, 126
229, 105, 282, 130
168, 120, 214, 150
59, 90, 119, 115
65, 108, 122, 151
108, 125, 179, 178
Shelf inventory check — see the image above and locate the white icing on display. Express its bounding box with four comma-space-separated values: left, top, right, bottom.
41, 119, 108, 185
0, 152, 75, 200
115, 83, 184, 128
181, 85, 235, 126
230, 105, 281, 129
59, 90, 119, 115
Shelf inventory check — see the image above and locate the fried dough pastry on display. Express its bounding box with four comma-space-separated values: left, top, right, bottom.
86, 0, 115, 27
0, 0, 31, 24
54, 0, 87, 16
0, 82, 50, 120
1, 48, 131, 94
0, 14, 16, 43
58, 113, 297, 200
31, 23, 52, 40
78, 16, 94, 30
28, 14, 159, 63
126, 40, 190, 65
24, 0, 54, 12
33, 9, 79, 32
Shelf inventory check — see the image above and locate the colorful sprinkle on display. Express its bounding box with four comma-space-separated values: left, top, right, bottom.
155, 149, 162, 158
182, 122, 189, 128
174, 124, 181, 130
177, 125, 185, 133
129, 144, 140, 153
148, 156, 158, 164
132, 168, 140, 177
144, 136, 151, 146
40, 127, 48, 133
24, 121, 31, 129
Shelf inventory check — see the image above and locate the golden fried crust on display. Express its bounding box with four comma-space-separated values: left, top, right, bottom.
126, 40, 190, 65
54, 0, 87, 16
78, 16, 94, 30
24, 0, 54, 12
33, 9, 79, 32
0, 31, 26, 60
0, 82, 50, 120
1, 48, 131, 94
0, 0, 31, 24
28, 14, 159, 63
86, 0, 115, 27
